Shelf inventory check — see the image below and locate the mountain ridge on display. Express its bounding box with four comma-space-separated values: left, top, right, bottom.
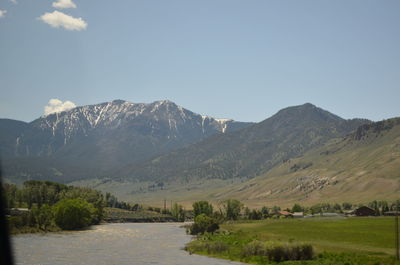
2, 100, 399, 207
208, 116, 400, 207
115, 103, 369, 182
75, 117, 397, 207
0, 99, 253, 181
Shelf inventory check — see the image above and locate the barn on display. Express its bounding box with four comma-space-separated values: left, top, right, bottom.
354, 206, 376, 216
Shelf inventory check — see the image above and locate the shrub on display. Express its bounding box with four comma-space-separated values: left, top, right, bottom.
241, 241, 314, 262
266, 243, 314, 262
241, 240, 265, 257
205, 241, 229, 254
189, 214, 219, 235
53, 198, 95, 230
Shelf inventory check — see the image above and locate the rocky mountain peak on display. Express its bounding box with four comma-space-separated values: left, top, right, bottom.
1, 100, 252, 177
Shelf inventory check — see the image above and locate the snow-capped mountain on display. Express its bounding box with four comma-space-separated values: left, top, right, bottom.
0, 100, 252, 180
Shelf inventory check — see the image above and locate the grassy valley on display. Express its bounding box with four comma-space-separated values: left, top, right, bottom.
186, 217, 400, 265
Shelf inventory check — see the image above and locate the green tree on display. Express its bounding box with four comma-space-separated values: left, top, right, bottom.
192, 201, 213, 217
271, 206, 281, 215
342, 202, 353, 210
310, 204, 322, 215
221, 199, 243, 220
32, 204, 53, 231
171, 203, 185, 222
292, 204, 303, 212
189, 214, 219, 235
131, 203, 140, 211
368, 200, 380, 216
380, 201, 389, 215
243, 207, 251, 219
105, 192, 111, 206
249, 209, 262, 220
261, 206, 269, 218
333, 203, 342, 212
53, 198, 95, 230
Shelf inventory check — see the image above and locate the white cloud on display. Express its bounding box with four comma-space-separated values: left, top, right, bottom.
0, 10, 7, 18
39, 11, 87, 31
52, 0, 76, 9
10, 0, 17, 4
44, 99, 76, 115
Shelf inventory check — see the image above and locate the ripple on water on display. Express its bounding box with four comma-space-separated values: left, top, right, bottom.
12, 223, 245, 265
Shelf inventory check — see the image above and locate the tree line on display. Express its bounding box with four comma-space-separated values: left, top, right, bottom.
186, 199, 400, 235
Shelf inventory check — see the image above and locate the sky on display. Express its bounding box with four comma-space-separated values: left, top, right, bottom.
0, 0, 399, 123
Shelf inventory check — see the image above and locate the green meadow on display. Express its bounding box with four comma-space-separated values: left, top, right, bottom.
187, 217, 400, 265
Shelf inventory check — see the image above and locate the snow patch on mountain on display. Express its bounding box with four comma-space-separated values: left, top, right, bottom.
25, 99, 249, 154
215, 118, 233, 133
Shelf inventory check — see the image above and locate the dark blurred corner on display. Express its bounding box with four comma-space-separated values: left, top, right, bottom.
0, 158, 14, 265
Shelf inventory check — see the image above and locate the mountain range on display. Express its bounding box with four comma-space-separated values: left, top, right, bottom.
0, 100, 251, 181
1, 100, 399, 206
208, 117, 400, 207
117, 103, 368, 183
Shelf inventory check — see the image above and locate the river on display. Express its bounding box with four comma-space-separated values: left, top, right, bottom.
12, 223, 244, 265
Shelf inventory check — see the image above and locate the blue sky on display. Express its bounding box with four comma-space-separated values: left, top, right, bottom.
0, 0, 399, 122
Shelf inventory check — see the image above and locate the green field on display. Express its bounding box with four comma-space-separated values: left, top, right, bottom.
187, 217, 400, 265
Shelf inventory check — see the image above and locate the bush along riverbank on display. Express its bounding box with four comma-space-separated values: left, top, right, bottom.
185, 200, 400, 265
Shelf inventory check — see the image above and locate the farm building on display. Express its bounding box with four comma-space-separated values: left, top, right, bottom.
305, 213, 342, 218
278, 211, 293, 217
293, 212, 304, 218
353, 206, 376, 216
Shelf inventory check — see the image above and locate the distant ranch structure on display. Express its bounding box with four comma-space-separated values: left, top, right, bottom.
278, 211, 292, 217
351, 206, 376, 216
